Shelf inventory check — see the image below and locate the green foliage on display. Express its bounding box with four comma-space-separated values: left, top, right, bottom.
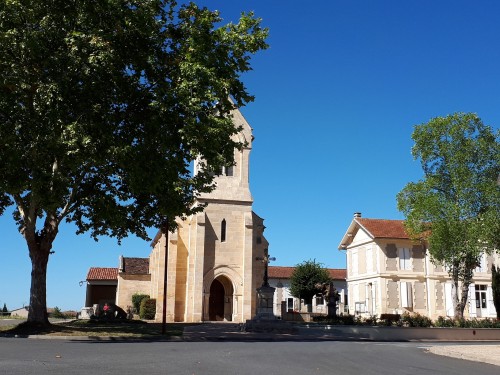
380, 314, 401, 326
492, 265, 500, 319
434, 316, 500, 328
397, 113, 500, 319
401, 312, 432, 327
314, 314, 500, 328
131, 293, 150, 314
2, 303, 7, 313
0, 0, 268, 323
312, 314, 355, 325
139, 298, 156, 320
51, 306, 66, 319
289, 260, 331, 305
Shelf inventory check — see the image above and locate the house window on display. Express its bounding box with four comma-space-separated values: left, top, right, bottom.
287, 298, 294, 312
221, 219, 226, 242
475, 285, 487, 309
315, 295, 324, 306
399, 248, 411, 270
400, 281, 413, 308
475, 253, 487, 273
217, 166, 234, 176
355, 302, 366, 313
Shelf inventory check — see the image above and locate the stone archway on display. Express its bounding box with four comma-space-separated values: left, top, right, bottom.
208, 276, 234, 321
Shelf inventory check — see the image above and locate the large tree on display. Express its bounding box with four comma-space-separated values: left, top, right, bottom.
0, 0, 268, 325
397, 113, 500, 319
289, 259, 331, 311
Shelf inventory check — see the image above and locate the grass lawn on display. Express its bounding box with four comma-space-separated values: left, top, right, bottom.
0, 319, 198, 338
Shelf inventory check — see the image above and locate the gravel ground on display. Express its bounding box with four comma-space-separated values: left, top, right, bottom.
427, 345, 500, 367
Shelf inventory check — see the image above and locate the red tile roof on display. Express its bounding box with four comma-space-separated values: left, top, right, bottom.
268, 266, 346, 280
122, 257, 149, 274
356, 218, 410, 239
86, 267, 118, 281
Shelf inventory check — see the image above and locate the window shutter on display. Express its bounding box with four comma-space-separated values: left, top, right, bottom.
444, 283, 454, 317
366, 247, 373, 273
352, 251, 358, 275
487, 285, 495, 317
468, 283, 477, 318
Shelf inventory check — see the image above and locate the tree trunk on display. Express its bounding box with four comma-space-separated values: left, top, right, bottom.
27, 240, 51, 325
492, 266, 500, 319
458, 282, 470, 319
451, 278, 463, 320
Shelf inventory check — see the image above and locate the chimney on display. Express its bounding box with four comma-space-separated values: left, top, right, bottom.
119, 255, 124, 272
354, 212, 362, 218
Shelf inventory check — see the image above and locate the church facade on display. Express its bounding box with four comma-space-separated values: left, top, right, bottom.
86, 108, 268, 323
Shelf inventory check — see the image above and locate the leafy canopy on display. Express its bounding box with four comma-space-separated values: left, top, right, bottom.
397, 113, 500, 317
289, 259, 331, 305
0, 0, 269, 241
0, 0, 268, 324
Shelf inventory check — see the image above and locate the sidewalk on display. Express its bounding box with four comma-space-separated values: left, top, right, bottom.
426, 345, 500, 367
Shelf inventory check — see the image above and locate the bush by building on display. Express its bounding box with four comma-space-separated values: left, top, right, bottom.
139, 298, 156, 320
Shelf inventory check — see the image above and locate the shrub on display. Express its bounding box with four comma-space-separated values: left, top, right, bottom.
364, 315, 379, 326
132, 293, 150, 314
140, 298, 156, 320
434, 316, 454, 327
311, 314, 355, 325
401, 312, 432, 327
340, 314, 355, 325
51, 306, 66, 319
380, 314, 401, 326
433, 316, 500, 328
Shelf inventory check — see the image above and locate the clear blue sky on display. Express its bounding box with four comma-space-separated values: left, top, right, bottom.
1, 0, 500, 311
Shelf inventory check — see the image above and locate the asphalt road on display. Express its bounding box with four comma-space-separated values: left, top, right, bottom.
0, 339, 498, 375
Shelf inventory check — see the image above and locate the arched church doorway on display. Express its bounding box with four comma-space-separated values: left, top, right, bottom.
208, 276, 233, 321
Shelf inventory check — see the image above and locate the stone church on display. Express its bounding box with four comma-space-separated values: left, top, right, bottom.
85, 108, 268, 322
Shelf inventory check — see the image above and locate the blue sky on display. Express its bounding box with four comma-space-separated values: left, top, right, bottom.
1, 0, 500, 311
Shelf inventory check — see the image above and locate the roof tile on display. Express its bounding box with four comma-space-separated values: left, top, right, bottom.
268, 266, 346, 280
356, 218, 409, 239
86, 267, 118, 281
122, 257, 149, 274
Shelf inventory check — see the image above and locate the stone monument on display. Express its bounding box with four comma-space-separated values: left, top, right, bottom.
244, 250, 297, 333
254, 249, 276, 320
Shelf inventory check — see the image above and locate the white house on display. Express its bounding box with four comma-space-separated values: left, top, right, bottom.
338, 213, 498, 320
267, 266, 347, 316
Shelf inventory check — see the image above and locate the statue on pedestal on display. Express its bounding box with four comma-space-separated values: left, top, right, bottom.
316, 281, 340, 318
255, 249, 276, 319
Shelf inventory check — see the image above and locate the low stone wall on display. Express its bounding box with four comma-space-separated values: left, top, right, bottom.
282, 312, 325, 322
298, 325, 500, 341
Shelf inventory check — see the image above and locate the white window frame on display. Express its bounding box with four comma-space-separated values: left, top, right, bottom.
355, 302, 366, 313
400, 281, 413, 308
399, 248, 411, 271
475, 253, 487, 273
